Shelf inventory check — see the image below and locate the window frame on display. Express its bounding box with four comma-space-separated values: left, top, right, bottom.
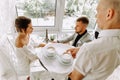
15, 0, 97, 34
16, 0, 65, 34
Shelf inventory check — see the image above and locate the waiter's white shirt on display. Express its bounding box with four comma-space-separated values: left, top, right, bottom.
75, 29, 120, 80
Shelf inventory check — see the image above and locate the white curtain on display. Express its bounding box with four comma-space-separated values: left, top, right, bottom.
0, 35, 18, 80
0, 0, 17, 80
0, 0, 16, 37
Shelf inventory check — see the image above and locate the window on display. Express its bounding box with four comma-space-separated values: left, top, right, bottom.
63, 0, 98, 32
16, 0, 98, 34
16, 0, 58, 32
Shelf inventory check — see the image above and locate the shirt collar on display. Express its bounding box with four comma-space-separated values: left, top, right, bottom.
77, 30, 87, 36
98, 29, 120, 38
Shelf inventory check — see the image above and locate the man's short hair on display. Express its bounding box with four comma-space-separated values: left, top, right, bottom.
76, 17, 89, 24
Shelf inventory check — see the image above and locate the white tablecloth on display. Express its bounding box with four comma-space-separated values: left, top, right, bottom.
30, 43, 74, 80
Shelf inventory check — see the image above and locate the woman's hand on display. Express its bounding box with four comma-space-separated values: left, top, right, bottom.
38, 43, 46, 47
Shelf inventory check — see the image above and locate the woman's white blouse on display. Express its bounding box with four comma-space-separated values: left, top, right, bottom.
16, 45, 38, 76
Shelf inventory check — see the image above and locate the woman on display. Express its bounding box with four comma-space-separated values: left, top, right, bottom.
15, 16, 40, 80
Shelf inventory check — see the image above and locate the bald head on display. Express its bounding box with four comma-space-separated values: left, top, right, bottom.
101, 0, 120, 21
105, 0, 120, 8
96, 0, 120, 29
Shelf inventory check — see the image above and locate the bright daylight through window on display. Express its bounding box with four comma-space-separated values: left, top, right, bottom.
16, 0, 98, 32
16, 0, 56, 27
63, 0, 98, 31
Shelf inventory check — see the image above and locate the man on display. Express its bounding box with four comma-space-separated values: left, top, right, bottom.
57, 16, 92, 47
68, 0, 120, 80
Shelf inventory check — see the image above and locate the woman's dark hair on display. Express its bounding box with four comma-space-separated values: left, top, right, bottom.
76, 16, 89, 24
15, 16, 31, 32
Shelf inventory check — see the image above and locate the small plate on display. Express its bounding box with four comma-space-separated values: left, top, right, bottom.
42, 48, 57, 59
57, 56, 73, 66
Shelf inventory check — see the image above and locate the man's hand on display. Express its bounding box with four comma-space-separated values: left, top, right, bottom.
66, 47, 79, 58
69, 69, 84, 80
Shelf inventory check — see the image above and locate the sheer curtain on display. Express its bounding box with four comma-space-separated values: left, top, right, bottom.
0, 0, 17, 70
0, 0, 16, 37
0, 0, 17, 80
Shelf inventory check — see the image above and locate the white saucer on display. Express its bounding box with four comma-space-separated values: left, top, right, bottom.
42, 48, 57, 59
57, 56, 73, 66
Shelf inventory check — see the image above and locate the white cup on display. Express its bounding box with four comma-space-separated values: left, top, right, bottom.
61, 54, 72, 63
46, 47, 56, 57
